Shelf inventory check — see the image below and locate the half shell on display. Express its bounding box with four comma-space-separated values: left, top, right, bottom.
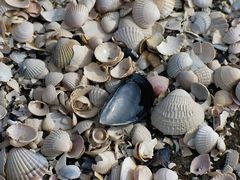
223, 149, 239, 172
95, 0, 122, 13
191, 12, 211, 34
120, 157, 137, 180
0, 105, 7, 120
11, 21, 34, 42
62, 72, 81, 91
154, 168, 178, 180
214, 90, 233, 107
101, 11, 119, 33
131, 123, 151, 145
176, 70, 198, 90
153, 0, 175, 19
45, 72, 63, 86
89, 86, 109, 107
223, 26, 240, 44
84, 63, 109, 83
147, 73, 169, 96
42, 85, 58, 105
28, 100, 49, 116
192, 42, 216, 63
190, 154, 211, 175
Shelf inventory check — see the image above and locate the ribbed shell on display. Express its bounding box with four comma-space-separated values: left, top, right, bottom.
191, 12, 211, 34
132, 0, 160, 29
194, 125, 219, 154
176, 70, 198, 90
193, 0, 212, 8
101, 11, 119, 33
41, 130, 72, 157
51, 38, 79, 68
154, 0, 175, 19
6, 148, 48, 180
96, 0, 122, 13
0, 105, 7, 120
151, 89, 204, 135
113, 26, 145, 51
42, 85, 58, 105
89, 86, 109, 107
11, 21, 34, 43
193, 66, 213, 86
213, 66, 240, 91
167, 52, 193, 78
62, 72, 81, 90
210, 12, 228, 34
223, 149, 239, 171
20, 58, 46, 79
223, 26, 240, 44
131, 124, 152, 145
192, 42, 216, 63
228, 42, 240, 54
45, 72, 63, 86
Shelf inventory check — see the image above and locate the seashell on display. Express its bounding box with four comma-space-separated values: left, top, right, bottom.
101, 11, 119, 33
157, 34, 186, 56
90, 128, 109, 145
73, 120, 94, 134
88, 37, 103, 50
11, 21, 33, 42
207, 60, 221, 71
151, 148, 171, 167
228, 42, 240, 54
193, 66, 213, 86
211, 173, 237, 180
62, 72, 81, 91
28, 100, 49, 116
94, 42, 123, 66
45, 72, 63, 86
213, 66, 240, 91
214, 90, 233, 107
84, 62, 109, 83
167, 52, 193, 78
113, 26, 145, 51
5, 0, 30, 8
194, 125, 219, 154
6, 123, 38, 147
42, 116, 55, 132
51, 38, 79, 68
216, 136, 226, 153
89, 86, 109, 107
110, 57, 136, 79
190, 154, 211, 175
120, 157, 137, 180
107, 124, 133, 141
193, 0, 212, 8
109, 165, 121, 180
146, 53, 161, 68
131, 123, 152, 145
41, 130, 72, 157
92, 151, 118, 174
81, 0, 96, 11
153, 0, 175, 19
191, 12, 211, 34
44, 112, 73, 130
223, 149, 239, 172
6, 148, 48, 180
64, 1, 89, 28
0, 1, 16, 16
95, 0, 122, 13
58, 165, 81, 179
151, 89, 205, 135
134, 165, 152, 180
0, 148, 6, 177
0, 105, 7, 120
132, 0, 160, 29
223, 26, 240, 44
176, 70, 198, 90
20, 58, 46, 79
192, 42, 216, 63
154, 168, 178, 180
40, 8, 65, 22
67, 135, 85, 159
0, 62, 12, 82
104, 78, 121, 93
146, 33, 164, 51
137, 51, 150, 70
210, 12, 229, 35
41, 85, 58, 105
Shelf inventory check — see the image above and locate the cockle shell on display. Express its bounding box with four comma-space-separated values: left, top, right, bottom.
213, 66, 240, 91
101, 12, 119, 33
11, 21, 34, 42
94, 42, 123, 66
191, 12, 211, 34
223, 26, 240, 44
0, 105, 7, 120
134, 165, 152, 180
113, 26, 145, 51
73, 120, 94, 134
131, 123, 152, 145
28, 100, 49, 116
67, 135, 85, 159
89, 86, 109, 107
211, 173, 237, 180
193, 66, 213, 86
153, 0, 175, 19
95, 0, 122, 13
51, 38, 79, 68
190, 154, 211, 175
108, 165, 121, 180
210, 12, 229, 35
62, 72, 81, 91
192, 42, 216, 63
154, 168, 178, 180
193, 0, 212, 8
120, 157, 137, 180
104, 78, 121, 93
229, 42, 240, 54
6, 148, 48, 180
6, 123, 38, 147
176, 70, 198, 90
41, 130, 72, 157
223, 149, 239, 172
194, 125, 219, 154
151, 89, 205, 135
45, 72, 63, 86
92, 151, 118, 174
167, 52, 193, 78
214, 90, 233, 107
88, 37, 103, 50
64, 1, 89, 28
0, 62, 12, 82
132, 0, 160, 29
42, 85, 58, 105
84, 63, 109, 83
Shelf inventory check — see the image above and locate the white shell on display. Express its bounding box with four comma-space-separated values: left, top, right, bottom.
104, 78, 121, 93
167, 52, 193, 78
190, 154, 211, 175
193, 0, 212, 8
154, 0, 175, 19
0, 62, 12, 82
42, 85, 59, 105
96, 0, 122, 13
151, 89, 205, 135
0, 148, 6, 177
214, 90, 233, 107
176, 70, 198, 90
45, 72, 63, 86
67, 135, 85, 159
58, 165, 81, 179
44, 112, 73, 130
194, 125, 219, 154
73, 120, 94, 134
62, 72, 81, 90
134, 165, 152, 180
101, 11, 119, 33
192, 42, 216, 63
210, 12, 228, 35
11, 21, 34, 42
191, 12, 211, 34
223, 149, 239, 172
5, 0, 30, 8
28, 100, 49, 116
131, 123, 151, 145
120, 157, 137, 180
0, 105, 7, 120
132, 0, 160, 29
154, 168, 178, 180
223, 26, 240, 44
89, 86, 109, 107
6, 148, 48, 180
228, 42, 240, 54
193, 66, 213, 86
83, 63, 109, 83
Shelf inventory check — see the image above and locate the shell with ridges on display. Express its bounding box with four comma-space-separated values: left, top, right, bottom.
101, 11, 119, 33
214, 90, 233, 107
228, 42, 240, 54
193, 0, 212, 8
210, 12, 229, 34
45, 72, 63, 86
192, 42, 216, 63
0, 148, 6, 177
154, 0, 175, 19
67, 135, 85, 159
62, 72, 81, 91
191, 12, 211, 34
11, 21, 34, 42
89, 86, 109, 107
42, 85, 59, 105
193, 66, 213, 86
190, 154, 211, 175
96, 0, 122, 13
223, 26, 240, 44
131, 123, 152, 145
154, 168, 178, 180
223, 149, 239, 172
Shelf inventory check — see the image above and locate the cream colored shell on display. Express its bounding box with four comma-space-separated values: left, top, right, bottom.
84, 62, 109, 83
223, 26, 240, 44
101, 11, 119, 33
45, 72, 63, 86
134, 165, 152, 180
214, 90, 233, 107
131, 123, 152, 145
120, 157, 137, 180
154, 168, 178, 180
95, 0, 122, 13
89, 86, 109, 107
176, 70, 198, 90
11, 21, 34, 42
154, 0, 175, 19
62, 72, 81, 91
28, 100, 49, 116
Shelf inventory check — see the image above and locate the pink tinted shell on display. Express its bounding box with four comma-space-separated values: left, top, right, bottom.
147, 75, 169, 96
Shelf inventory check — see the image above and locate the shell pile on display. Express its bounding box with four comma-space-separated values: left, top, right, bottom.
0, 0, 240, 179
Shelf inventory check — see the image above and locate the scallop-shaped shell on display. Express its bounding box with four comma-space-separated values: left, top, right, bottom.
84, 63, 109, 83
176, 70, 198, 90
151, 89, 205, 135
51, 38, 79, 68
191, 12, 211, 34
211, 173, 237, 180
193, 66, 213, 86
96, 0, 122, 13
73, 120, 94, 134
193, 0, 212, 8
94, 42, 123, 66
41, 130, 72, 157
153, 0, 175, 19
228, 42, 240, 54
67, 135, 85, 159
210, 12, 229, 35
132, 0, 160, 29
104, 78, 121, 93
207, 60, 221, 71
92, 151, 118, 174
190, 154, 211, 175
109, 165, 121, 180
6, 148, 48, 180
213, 66, 240, 91
64, 2, 88, 28
110, 57, 135, 79
131, 124, 151, 146
28, 100, 49, 116
223, 26, 240, 44
167, 52, 193, 78
62, 72, 81, 90
101, 11, 119, 33
154, 168, 178, 180
42, 116, 55, 132
45, 72, 63, 86
0, 105, 7, 120
0, 62, 12, 82
194, 125, 219, 154
120, 157, 137, 180
20, 58, 46, 79
214, 90, 233, 107
6, 124, 38, 147
113, 26, 145, 51
147, 74, 169, 96
42, 85, 58, 105
134, 165, 152, 180
192, 42, 216, 63
11, 21, 34, 42
88, 37, 103, 50
223, 149, 239, 172
89, 86, 109, 107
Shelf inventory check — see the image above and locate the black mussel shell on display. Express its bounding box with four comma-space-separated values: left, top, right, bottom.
150, 148, 171, 167
99, 73, 155, 126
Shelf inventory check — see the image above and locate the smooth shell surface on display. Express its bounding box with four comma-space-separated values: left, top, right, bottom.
28, 100, 49, 116
190, 154, 211, 175
193, 0, 212, 8
101, 12, 119, 33
11, 21, 34, 42
131, 123, 152, 145
45, 72, 63, 86
154, 168, 178, 180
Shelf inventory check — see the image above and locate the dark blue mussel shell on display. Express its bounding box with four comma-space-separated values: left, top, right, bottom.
99, 73, 155, 125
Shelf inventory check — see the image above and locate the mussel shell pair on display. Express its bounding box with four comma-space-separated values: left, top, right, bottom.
99, 74, 155, 126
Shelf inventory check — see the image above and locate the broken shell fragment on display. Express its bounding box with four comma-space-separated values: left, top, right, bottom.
176, 70, 198, 90
0, 62, 12, 82
84, 63, 109, 83
147, 73, 169, 96
190, 154, 211, 175
11, 21, 34, 42
154, 168, 178, 180
223, 149, 239, 172
154, 0, 175, 19
67, 135, 85, 159
28, 100, 49, 116
5, 0, 30, 8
